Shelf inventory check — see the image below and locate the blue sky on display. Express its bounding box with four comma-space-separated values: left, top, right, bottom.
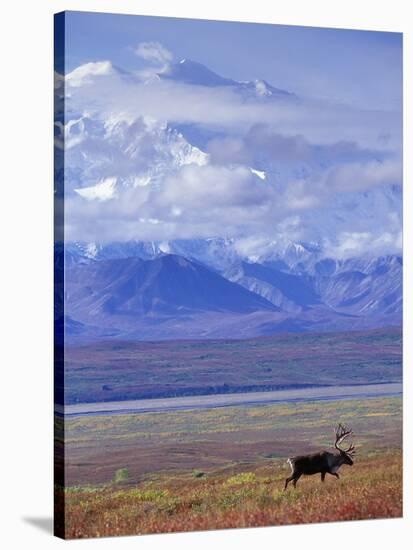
64, 10, 402, 110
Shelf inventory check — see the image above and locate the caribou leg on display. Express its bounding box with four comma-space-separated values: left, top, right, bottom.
284, 475, 294, 491
329, 472, 340, 479
292, 474, 302, 488
321, 472, 326, 482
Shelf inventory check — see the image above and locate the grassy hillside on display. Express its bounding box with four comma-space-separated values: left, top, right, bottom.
56, 395, 402, 538
61, 327, 401, 403
58, 452, 402, 539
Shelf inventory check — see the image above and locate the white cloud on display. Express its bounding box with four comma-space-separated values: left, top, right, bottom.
273, 157, 402, 219
61, 59, 402, 258
64, 140, 402, 254
323, 231, 402, 259
233, 236, 278, 260
284, 180, 321, 211
324, 159, 402, 193
207, 125, 389, 167
65, 163, 280, 242
65, 66, 401, 150
134, 42, 173, 66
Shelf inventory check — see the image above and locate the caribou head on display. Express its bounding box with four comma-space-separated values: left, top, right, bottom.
334, 423, 356, 466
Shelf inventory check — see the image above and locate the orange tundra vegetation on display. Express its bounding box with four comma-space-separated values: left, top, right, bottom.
58, 451, 402, 539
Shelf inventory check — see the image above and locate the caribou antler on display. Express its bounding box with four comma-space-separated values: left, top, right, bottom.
345, 443, 356, 456
334, 423, 355, 455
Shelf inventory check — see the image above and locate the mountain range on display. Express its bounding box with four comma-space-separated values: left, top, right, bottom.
56, 57, 402, 341
59, 248, 402, 342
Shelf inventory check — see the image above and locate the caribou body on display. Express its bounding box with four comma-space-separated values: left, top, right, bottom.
284, 424, 355, 490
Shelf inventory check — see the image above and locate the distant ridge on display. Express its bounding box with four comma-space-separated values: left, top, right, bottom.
60, 251, 401, 342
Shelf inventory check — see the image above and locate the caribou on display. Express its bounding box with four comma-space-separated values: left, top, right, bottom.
284, 423, 356, 490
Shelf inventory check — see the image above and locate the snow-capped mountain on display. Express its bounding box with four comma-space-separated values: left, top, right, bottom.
59, 59, 298, 200
160, 58, 294, 98
56, 56, 402, 340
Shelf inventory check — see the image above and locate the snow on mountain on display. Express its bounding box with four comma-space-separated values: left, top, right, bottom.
62, 114, 209, 195
62, 235, 401, 329
61, 59, 294, 198
66, 61, 116, 87
160, 59, 294, 99
58, 56, 402, 337
75, 177, 118, 201
250, 168, 266, 180
65, 61, 140, 89
161, 59, 237, 87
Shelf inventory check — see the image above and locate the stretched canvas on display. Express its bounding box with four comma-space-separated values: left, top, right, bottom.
54, 11, 403, 539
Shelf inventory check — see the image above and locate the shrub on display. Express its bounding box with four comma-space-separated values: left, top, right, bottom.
113, 468, 129, 483
128, 489, 169, 502
224, 472, 256, 486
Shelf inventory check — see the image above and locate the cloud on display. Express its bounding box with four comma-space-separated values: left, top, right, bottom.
65, 64, 402, 150
65, 163, 280, 242
134, 41, 173, 66
323, 230, 402, 259
61, 59, 402, 258
64, 150, 402, 257
207, 124, 388, 167
279, 158, 402, 216
283, 157, 402, 213
284, 181, 321, 211
324, 159, 402, 193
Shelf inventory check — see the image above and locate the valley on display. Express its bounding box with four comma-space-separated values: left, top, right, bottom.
59, 327, 402, 404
